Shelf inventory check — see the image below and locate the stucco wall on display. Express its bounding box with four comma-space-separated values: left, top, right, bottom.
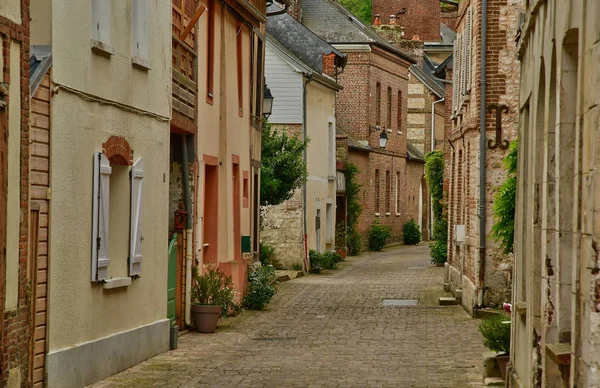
0, 0, 21, 24
30, 0, 51, 45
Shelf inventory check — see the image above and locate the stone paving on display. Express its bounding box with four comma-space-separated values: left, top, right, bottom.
91, 245, 486, 388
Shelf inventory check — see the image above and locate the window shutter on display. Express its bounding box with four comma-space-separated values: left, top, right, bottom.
460, 33, 466, 106
132, 0, 148, 59
92, 153, 111, 281
465, 7, 473, 92
91, 0, 110, 44
452, 42, 458, 114
129, 158, 144, 277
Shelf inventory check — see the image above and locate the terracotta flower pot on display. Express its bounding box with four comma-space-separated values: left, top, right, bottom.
337, 249, 347, 259
191, 305, 222, 333
496, 354, 509, 381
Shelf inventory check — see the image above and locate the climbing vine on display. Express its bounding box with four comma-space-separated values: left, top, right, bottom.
345, 162, 362, 255
425, 150, 447, 264
491, 139, 518, 255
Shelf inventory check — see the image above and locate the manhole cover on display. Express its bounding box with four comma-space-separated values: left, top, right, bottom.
381, 299, 419, 306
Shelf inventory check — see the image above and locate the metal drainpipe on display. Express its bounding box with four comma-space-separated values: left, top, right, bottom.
478, 0, 488, 308
430, 97, 445, 240
181, 135, 193, 326
302, 74, 314, 272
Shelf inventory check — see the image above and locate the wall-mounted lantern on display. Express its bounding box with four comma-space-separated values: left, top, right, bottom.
174, 203, 188, 230
263, 85, 274, 118
378, 129, 388, 150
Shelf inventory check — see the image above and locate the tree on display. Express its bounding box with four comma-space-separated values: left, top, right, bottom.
339, 0, 371, 25
260, 120, 309, 206
425, 150, 447, 264
491, 139, 518, 254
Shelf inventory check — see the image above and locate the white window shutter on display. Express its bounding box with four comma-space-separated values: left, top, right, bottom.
452, 43, 458, 114
92, 152, 111, 281
465, 7, 473, 92
129, 158, 144, 277
460, 33, 466, 106
132, 0, 148, 59
91, 0, 110, 44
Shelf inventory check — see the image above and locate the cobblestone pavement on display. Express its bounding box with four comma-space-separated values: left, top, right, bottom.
91, 245, 485, 388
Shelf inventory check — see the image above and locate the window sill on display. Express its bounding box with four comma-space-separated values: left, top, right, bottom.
103, 277, 132, 290
375, 212, 380, 217
91, 39, 115, 57
385, 212, 391, 216
546, 343, 571, 366
132, 56, 152, 71
328, 176, 336, 181
386, 129, 392, 133
515, 301, 527, 318
397, 131, 402, 135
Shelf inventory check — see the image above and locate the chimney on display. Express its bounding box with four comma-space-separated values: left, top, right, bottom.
389, 15, 396, 25
322, 53, 337, 78
374, 14, 382, 26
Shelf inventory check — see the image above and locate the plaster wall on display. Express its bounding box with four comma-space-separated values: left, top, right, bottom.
30, 0, 51, 45
0, 0, 21, 24
5, 40, 20, 312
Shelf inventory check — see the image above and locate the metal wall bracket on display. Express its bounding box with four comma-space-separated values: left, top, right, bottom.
487, 104, 510, 149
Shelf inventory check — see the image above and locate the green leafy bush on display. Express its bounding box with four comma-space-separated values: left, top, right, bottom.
403, 219, 422, 245
260, 243, 275, 266
322, 251, 343, 269
191, 265, 235, 316
309, 249, 323, 274
345, 163, 363, 255
368, 221, 392, 252
478, 314, 511, 354
491, 139, 518, 254
291, 263, 303, 271
347, 229, 362, 256
430, 240, 447, 264
243, 265, 277, 310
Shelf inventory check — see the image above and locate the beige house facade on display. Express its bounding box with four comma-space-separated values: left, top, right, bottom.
261, 17, 344, 269
30, 1, 172, 386
509, 1, 600, 387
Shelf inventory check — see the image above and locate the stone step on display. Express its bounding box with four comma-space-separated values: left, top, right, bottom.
438, 296, 459, 306
483, 377, 505, 387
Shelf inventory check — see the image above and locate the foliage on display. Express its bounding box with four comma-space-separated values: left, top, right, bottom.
478, 314, 511, 354
345, 162, 363, 255
243, 265, 277, 310
335, 221, 347, 250
191, 265, 235, 316
260, 243, 276, 266
368, 221, 392, 252
491, 139, 518, 255
309, 250, 343, 273
425, 150, 448, 264
260, 120, 309, 206
403, 219, 422, 245
291, 263, 303, 271
339, 0, 371, 25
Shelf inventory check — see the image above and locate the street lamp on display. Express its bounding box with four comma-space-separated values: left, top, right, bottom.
378, 129, 388, 150
263, 85, 274, 118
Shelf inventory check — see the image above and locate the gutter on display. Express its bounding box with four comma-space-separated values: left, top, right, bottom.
302, 74, 314, 272
430, 97, 445, 240
477, 0, 488, 308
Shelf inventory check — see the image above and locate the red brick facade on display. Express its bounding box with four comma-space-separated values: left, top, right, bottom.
444, 0, 522, 311
336, 46, 416, 244
0, 0, 31, 385
371, 0, 441, 42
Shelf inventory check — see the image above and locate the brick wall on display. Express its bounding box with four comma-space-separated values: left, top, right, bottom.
371, 0, 440, 42
441, 9, 458, 30
0, 0, 31, 385
445, 0, 521, 310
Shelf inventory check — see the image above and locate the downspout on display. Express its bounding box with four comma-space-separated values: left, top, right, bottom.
302, 74, 314, 272
430, 97, 444, 240
181, 135, 193, 326
478, 0, 488, 308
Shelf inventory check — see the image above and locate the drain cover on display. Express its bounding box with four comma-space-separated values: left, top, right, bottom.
381, 299, 419, 306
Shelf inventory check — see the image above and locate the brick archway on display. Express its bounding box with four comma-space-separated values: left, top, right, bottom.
102, 136, 133, 166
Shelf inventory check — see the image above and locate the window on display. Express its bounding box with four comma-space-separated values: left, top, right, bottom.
132, 0, 148, 60
236, 20, 244, 117
375, 169, 380, 214
375, 82, 381, 125
326, 203, 333, 242
397, 91, 402, 132
387, 87, 392, 129
385, 170, 391, 214
395, 172, 400, 214
243, 171, 249, 208
250, 30, 264, 125
91, 0, 110, 45
328, 122, 335, 178
91, 153, 144, 281
207, 0, 216, 103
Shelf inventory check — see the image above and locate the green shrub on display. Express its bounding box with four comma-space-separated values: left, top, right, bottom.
403, 219, 422, 245
368, 221, 392, 251
309, 249, 323, 274
347, 229, 362, 256
322, 251, 343, 269
243, 265, 277, 310
191, 265, 236, 317
491, 139, 518, 254
478, 314, 511, 354
430, 240, 447, 264
260, 243, 275, 266
345, 163, 362, 255
291, 263, 303, 271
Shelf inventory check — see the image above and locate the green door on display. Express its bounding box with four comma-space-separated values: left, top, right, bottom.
167, 234, 177, 325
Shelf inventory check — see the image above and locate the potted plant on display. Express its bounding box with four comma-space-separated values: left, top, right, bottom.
478, 314, 511, 380
190, 265, 234, 333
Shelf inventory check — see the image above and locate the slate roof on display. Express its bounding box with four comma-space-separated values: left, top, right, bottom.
267, 10, 346, 74
409, 64, 445, 98
30, 46, 52, 95
300, 0, 416, 64
440, 23, 457, 45
406, 142, 426, 163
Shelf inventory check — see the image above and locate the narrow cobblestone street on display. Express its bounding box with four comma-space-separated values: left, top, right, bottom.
92, 245, 485, 388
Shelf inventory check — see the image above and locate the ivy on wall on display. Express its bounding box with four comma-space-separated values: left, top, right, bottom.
345, 162, 363, 255
425, 150, 447, 264
491, 139, 518, 255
